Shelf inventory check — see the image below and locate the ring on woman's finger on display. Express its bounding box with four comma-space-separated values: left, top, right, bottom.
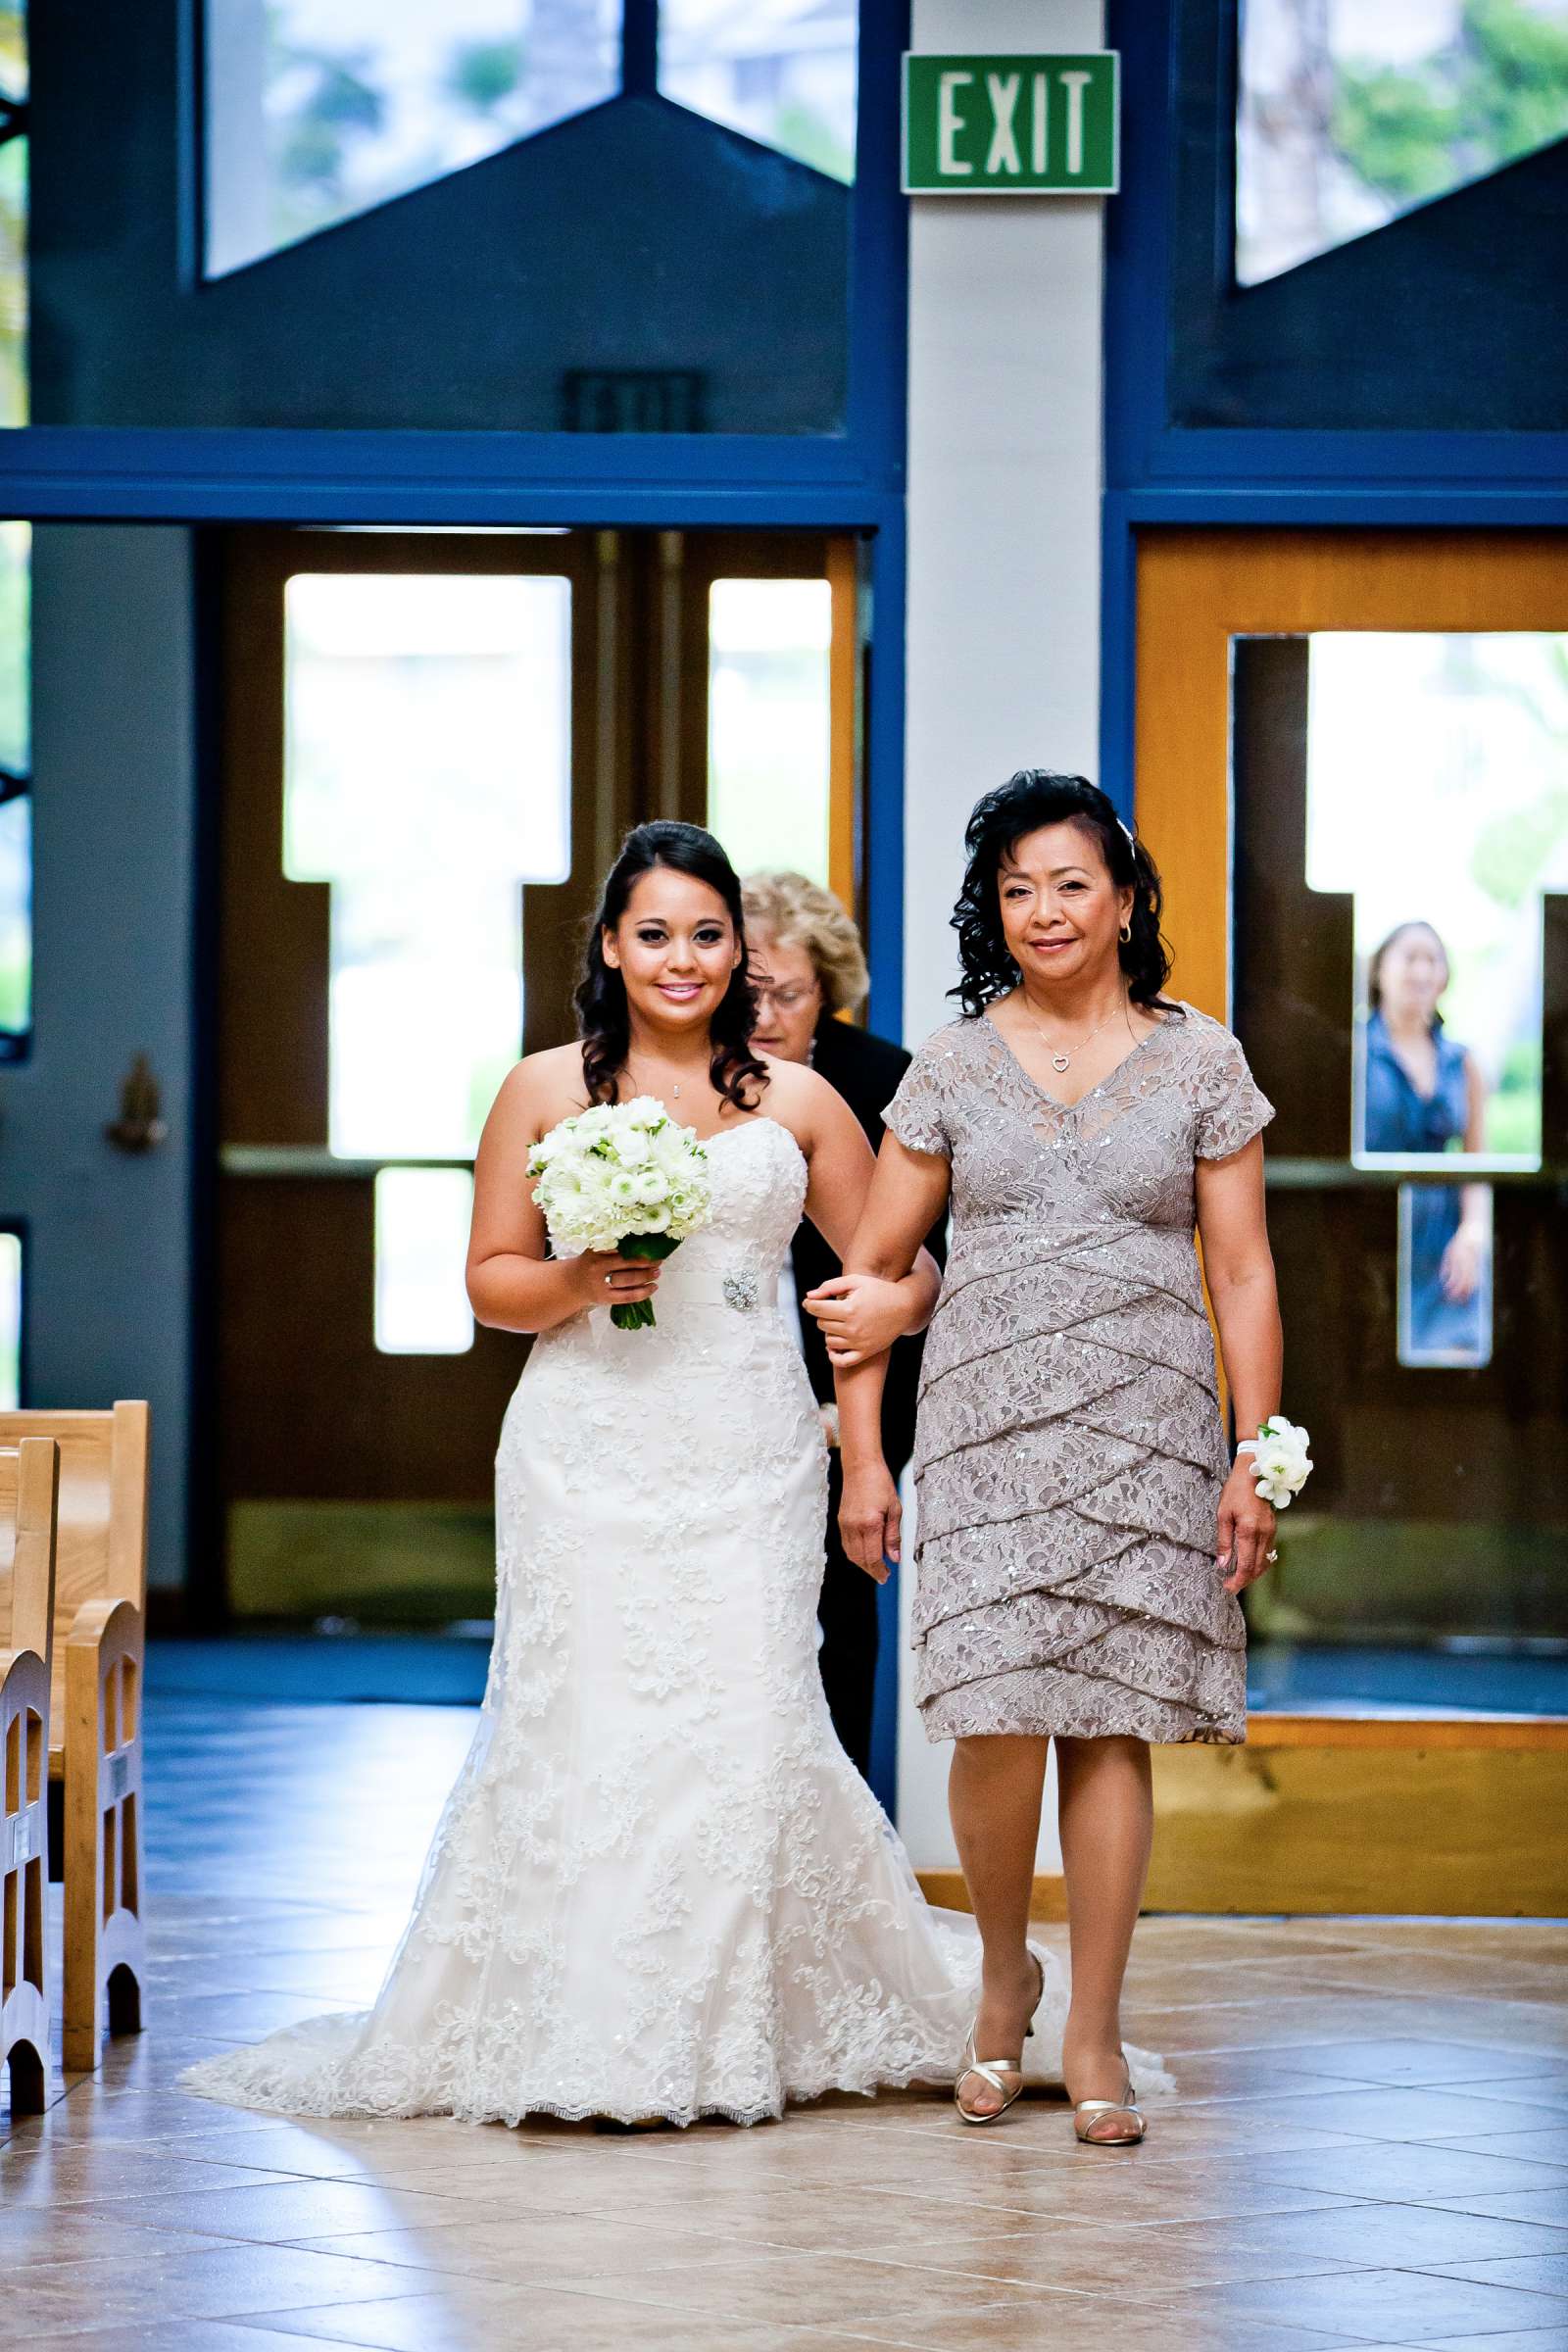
1266, 1547, 1278, 1563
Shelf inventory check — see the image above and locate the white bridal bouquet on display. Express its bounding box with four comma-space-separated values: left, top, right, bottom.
527, 1098, 713, 1331
1237, 1415, 1313, 1508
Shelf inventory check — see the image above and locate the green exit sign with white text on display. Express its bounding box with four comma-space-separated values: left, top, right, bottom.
902, 53, 1119, 194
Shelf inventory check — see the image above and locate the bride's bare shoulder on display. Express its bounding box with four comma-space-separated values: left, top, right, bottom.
752, 1054, 816, 1113
753, 1055, 857, 1149
488, 1044, 590, 1141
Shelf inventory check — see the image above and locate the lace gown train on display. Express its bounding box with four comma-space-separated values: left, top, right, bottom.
182, 1119, 1168, 2127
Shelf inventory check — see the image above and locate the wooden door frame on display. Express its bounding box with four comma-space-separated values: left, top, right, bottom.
1131, 525, 1568, 1911
1134, 528, 1568, 1020
208, 520, 869, 1617
215, 530, 603, 1612
217, 517, 865, 1117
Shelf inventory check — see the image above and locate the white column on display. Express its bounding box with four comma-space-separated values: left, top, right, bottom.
898, 0, 1106, 1873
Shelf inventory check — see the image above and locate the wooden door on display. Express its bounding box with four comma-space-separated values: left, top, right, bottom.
214, 525, 860, 1624
1134, 530, 1568, 1912
1135, 529, 1568, 1653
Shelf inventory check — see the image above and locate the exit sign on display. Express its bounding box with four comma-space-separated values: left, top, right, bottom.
902, 53, 1119, 194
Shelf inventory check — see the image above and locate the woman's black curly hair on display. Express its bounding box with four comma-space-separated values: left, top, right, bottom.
575, 820, 767, 1111
950, 771, 1178, 1019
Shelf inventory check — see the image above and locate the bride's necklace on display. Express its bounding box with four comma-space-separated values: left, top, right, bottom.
626, 1054, 699, 1102
1018, 990, 1131, 1075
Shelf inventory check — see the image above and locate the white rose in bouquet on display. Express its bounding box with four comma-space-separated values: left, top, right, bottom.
527, 1099, 713, 1330
1238, 1415, 1313, 1509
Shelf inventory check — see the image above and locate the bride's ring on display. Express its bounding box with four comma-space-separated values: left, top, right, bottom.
1265, 1547, 1278, 1562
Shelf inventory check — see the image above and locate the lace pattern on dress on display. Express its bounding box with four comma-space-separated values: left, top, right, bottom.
893, 1007, 1274, 1748
180, 1117, 1177, 2126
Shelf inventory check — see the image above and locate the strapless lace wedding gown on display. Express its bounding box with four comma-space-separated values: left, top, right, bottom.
183, 1119, 1166, 2127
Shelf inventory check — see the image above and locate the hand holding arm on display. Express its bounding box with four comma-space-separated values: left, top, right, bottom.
802, 1244, 941, 1366
831, 1132, 952, 1578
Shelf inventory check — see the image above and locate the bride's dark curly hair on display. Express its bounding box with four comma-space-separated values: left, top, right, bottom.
575, 820, 767, 1111
950, 771, 1178, 1018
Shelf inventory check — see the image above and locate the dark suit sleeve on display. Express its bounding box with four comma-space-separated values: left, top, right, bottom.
791, 1019, 948, 1471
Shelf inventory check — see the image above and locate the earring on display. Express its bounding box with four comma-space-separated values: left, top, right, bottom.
1119, 922, 1132, 944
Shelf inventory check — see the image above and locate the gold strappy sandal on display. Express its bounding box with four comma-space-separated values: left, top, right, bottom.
955, 1951, 1046, 2127
1072, 2059, 1146, 2147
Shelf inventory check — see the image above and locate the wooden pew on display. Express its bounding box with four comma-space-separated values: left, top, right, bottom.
0, 1405, 148, 2072
0, 1438, 61, 2116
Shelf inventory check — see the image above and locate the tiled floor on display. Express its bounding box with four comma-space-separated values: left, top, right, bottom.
5, 1694, 1568, 2351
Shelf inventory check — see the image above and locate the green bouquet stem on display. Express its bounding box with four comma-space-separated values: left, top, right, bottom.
611, 1231, 683, 1330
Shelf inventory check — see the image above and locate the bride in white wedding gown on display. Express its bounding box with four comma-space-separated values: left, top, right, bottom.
183, 823, 1165, 2130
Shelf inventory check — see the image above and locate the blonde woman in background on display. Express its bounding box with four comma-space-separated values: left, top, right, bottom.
743, 872, 947, 1781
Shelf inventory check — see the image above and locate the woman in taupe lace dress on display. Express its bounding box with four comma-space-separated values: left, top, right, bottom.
826, 773, 1283, 2142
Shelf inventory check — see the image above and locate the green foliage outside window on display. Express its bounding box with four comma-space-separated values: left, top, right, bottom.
1334, 0, 1568, 212
769, 102, 853, 185
446, 40, 526, 116
0, 11, 22, 110
272, 45, 386, 243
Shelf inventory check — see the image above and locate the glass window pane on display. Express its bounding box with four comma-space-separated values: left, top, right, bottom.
1306, 632, 1564, 1168
0, 794, 31, 1042
373, 1166, 474, 1353
1396, 1179, 1494, 1369
1229, 626, 1568, 1658
0, 2, 25, 98
708, 578, 832, 886
39, 3, 853, 435
0, 139, 24, 427
0, 0, 25, 427
205, 0, 621, 276
282, 570, 571, 1160
660, 0, 857, 181
0, 520, 29, 1055
0, 1229, 20, 1406
1237, 0, 1568, 286
0, 518, 27, 775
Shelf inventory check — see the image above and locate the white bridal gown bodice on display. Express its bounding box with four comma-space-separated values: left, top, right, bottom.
184, 1117, 1166, 2127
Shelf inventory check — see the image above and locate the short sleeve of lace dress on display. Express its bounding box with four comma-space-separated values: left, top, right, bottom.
884, 1032, 956, 1159
1193, 1023, 1276, 1161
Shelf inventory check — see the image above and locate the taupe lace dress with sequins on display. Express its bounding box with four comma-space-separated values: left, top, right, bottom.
885, 1005, 1274, 1746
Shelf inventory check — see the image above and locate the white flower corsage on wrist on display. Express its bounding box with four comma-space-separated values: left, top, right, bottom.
1236, 1416, 1313, 1509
